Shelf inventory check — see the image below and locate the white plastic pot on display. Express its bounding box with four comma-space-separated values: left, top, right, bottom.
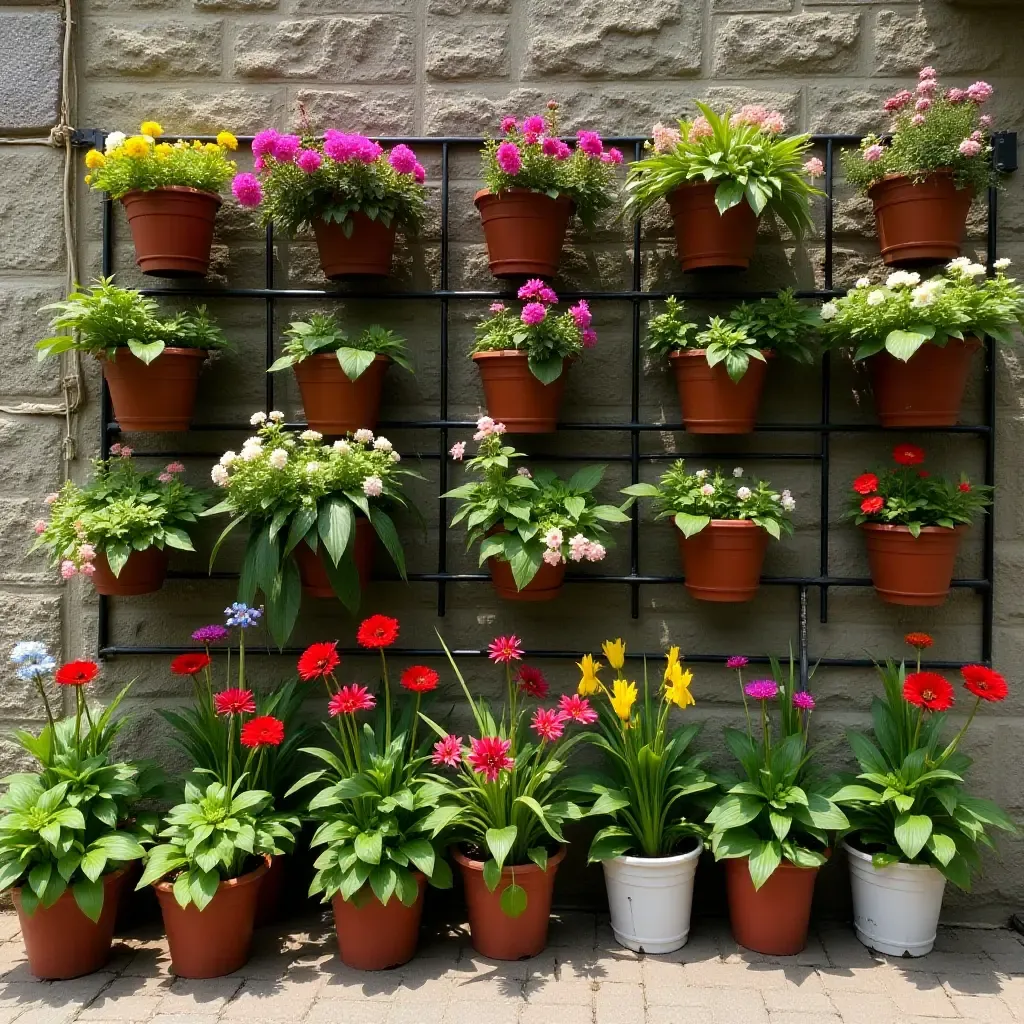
845, 841, 947, 957
601, 840, 702, 954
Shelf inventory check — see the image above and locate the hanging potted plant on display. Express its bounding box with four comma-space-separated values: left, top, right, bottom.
842, 69, 998, 266
0, 644, 161, 979
570, 640, 717, 954
419, 633, 591, 960
706, 655, 847, 955
84, 122, 238, 277
624, 104, 822, 272
270, 314, 413, 435
648, 292, 819, 433
235, 128, 426, 279
206, 415, 417, 647
444, 418, 628, 601
624, 462, 795, 602
30, 449, 207, 596
846, 443, 991, 606
820, 261, 1023, 427
476, 102, 621, 279
833, 634, 1016, 956
471, 284, 595, 432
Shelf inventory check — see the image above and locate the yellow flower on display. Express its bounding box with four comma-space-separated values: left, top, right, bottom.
664, 645, 682, 681
664, 663, 695, 710
610, 679, 637, 721
192, 139, 204, 150
154, 143, 173, 158
84, 149, 105, 170
203, 142, 221, 155
140, 121, 163, 138
601, 638, 626, 671
84, 174, 92, 185
123, 136, 150, 159
216, 131, 238, 151
577, 654, 602, 696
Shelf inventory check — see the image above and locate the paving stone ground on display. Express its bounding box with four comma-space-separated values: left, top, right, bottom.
0, 912, 1021, 1024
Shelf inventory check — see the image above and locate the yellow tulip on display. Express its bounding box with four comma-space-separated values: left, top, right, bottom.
576, 654, 602, 696
601, 638, 626, 671
664, 664, 695, 710
216, 131, 238, 151
84, 149, 105, 170
123, 136, 150, 159
610, 679, 637, 721
140, 121, 163, 138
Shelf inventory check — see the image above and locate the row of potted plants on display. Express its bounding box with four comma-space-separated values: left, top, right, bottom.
4, 626, 1014, 979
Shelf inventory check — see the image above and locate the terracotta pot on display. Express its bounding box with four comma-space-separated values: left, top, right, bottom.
487, 554, 566, 602
861, 523, 967, 606
293, 353, 391, 435
154, 858, 268, 978
676, 520, 768, 603
90, 547, 169, 597
120, 187, 221, 278
867, 337, 981, 428
453, 846, 565, 960
312, 213, 397, 278
473, 351, 568, 434
14, 867, 129, 979
293, 517, 375, 598
724, 856, 821, 955
869, 173, 973, 266
666, 183, 759, 272
669, 349, 769, 433
331, 873, 426, 970
253, 854, 286, 928
475, 188, 573, 279
101, 347, 207, 432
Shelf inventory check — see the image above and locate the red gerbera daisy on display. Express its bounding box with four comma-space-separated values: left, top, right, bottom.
297, 641, 340, 681
356, 615, 399, 649
55, 661, 99, 686
170, 653, 211, 677
328, 684, 376, 716
961, 664, 1009, 702
903, 671, 955, 712
531, 707, 567, 743
853, 473, 879, 495
893, 443, 926, 466
467, 735, 514, 782
860, 496, 884, 515
214, 688, 256, 716
240, 715, 285, 749
400, 665, 439, 693
904, 632, 934, 650
516, 665, 549, 698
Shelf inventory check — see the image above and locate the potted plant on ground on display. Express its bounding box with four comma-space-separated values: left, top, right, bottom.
37, 279, 229, 432
842, 69, 997, 266
476, 101, 621, 278
30, 449, 207, 596
470, 283, 596, 432
624, 462, 795, 602
235, 128, 426, 278
570, 640, 716, 954
85, 122, 238, 276
419, 633, 591, 960
1, 644, 161, 978
846, 443, 991, 606
833, 634, 1016, 956
206, 416, 417, 646
269, 314, 412, 435
820, 261, 1024, 427
624, 104, 822, 272
648, 292, 819, 433
445, 418, 628, 601
707, 655, 847, 955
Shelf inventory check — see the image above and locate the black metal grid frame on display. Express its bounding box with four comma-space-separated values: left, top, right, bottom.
72, 129, 1018, 682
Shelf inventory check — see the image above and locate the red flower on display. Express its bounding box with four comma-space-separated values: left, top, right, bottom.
214, 688, 256, 716
531, 707, 568, 743
170, 653, 211, 677
918, 470, 930, 479
356, 615, 399, 649
961, 664, 1008, 702
487, 635, 523, 664
860, 496, 885, 515
55, 661, 99, 686
958, 482, 972, 493
516, 665, 549, 698
853, 473, 878, 495
297, 641, 339, 681
904, 632, 934, 650
431, 734, 462, 767
401, 665, 439, 693
467, 736, 514, 782
328, 684, 376, 716
893, 443, 926, 466
240, 715, 285, 749
903, 671, 955, 711
558, 693, 598, 724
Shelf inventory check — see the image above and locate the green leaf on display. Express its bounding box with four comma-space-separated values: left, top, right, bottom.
500, 883, 528, 918
621, 483, 661, 498
482, 858, 501, 893
527, 847, 548, 873
318, 499, 354, 567
885, 327, 935, 362
748, 840, 782, 891
674, 512, 710, 539
567, 465, 606, 492
369, 508, 405, 579
527, 355, 564, 385
72, 877, 104, 923
266, 556, 302, 651
399, 839, 435, 879
126, 338, 165, 365
336, 347, 377, 382
894, 813, 933, 860
354, 831, 383, 865
485, 826, 518, 870
252, 524, 280, 598
320, 548, 362, 613
284, 506, 317, 557
80, 849, 107, 883
927, 832, 957, 867
369, 864, 398, 906
564, 496, 586, 521
513, 795, 565, 843
709, 793, 763, 831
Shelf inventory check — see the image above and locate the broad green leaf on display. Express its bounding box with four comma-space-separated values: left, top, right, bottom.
485, 826, 518, 870
674, 512, 710, 539
748, 840, 782, 891
500, 882, 528, 918
318, 499, 354, 567
894, 813, 933, 860
72, 877, 104, 923
482, 858, 502, 892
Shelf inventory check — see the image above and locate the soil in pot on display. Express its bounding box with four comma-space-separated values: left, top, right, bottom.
667, 183, 759, 272
331, 873, 427, 970
90, 548, 169, 597
312, 214, 397, 278
121, 187, 221, 278
670, 350, 769, 433
472, 351, 568, 433
293, 518, 375, 598
293, 353, 391, 435
677, 521, 769, 602
453, 845, 565, 960
475, 189, 573, 279
102, 347, 207, 433
861, 523, 967, 606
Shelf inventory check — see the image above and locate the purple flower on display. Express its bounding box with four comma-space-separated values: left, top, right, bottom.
273, 134, 301, 162
523, 115, 546, 135
792, 691, 816, 711
496, 141, 522, 175
521, 302, 547, 326
388, 143, 418, 175
569, 299, 592, 330
251, 129, 280, 158
192, 624, 229, 644
323, 130, 356, 162
500, 116, 518, 134
576, 130, 603, 157
232, 173, 262, 207
295, 148, 322, 174
726, 656, 749, 670
744, 679, 779, 701
413, 162, 426, 184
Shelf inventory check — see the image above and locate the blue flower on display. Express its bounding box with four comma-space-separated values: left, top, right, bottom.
224, 603, 263, 629
10, 642, 56, 681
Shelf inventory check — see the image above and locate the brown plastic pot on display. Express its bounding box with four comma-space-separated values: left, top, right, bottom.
869, 173, 973, 266
488, 554, 566, 602
475, 188, 573, 279
293, 353, 391, 435
121, 186, 221, 278
253, 854, 286, 928
90, 547, 169, 597
473, 351, 568, 433
293, 517, 374, 598
861, 523, 967, 606
101, 347, 207, 432
14, 867, 129, 979
454, 845, 565, 960
724, 856, 821, 955
670, 349, 770, 433
312, 213, 397, 278
331, 873, 426, 971
154, 858, 268, 979
867, 337, 981, 428
667, 183, 759, 272
676, 520, 769, 603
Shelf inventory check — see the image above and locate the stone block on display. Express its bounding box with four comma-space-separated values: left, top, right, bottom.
0, 12, 62, 131
0, 148, 64, 273
712, 0, 792, 9
429, 0, 508, 11
0, 589, 61, 682
426, 21, 511, 81
713, 13, 861, 76
0, 418, 62, 497
873, 9, 1006, 76
291, 89, 416, 134
84, 19, 222, 78
195, 0, 276, 8
0, 282, 67, 398
807, 86, 891, 135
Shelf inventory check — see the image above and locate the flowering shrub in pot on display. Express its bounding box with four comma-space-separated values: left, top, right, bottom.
833, 635, 1016, 956
234, 128, 426, 278
842, 68, 998, 265
477, 102, 622, 278
85, 121, 238, 276
820, 261, 1024, 426
648, 292, 820, 433
846, 443, 991, 606
624, 104, 822, 271
624, 462, 795, 602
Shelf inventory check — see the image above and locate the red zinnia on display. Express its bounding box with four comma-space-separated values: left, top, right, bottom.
860, 496, 884, 515
55, 661, 99, 686
961, 664, 1009, 703
904, 632, 934, 650
240, 715, 285, 749
517, 665, 549, 698
853, 473, 878, 495
903, 671, 955, 712
467, 736, 514, 782
356, 615, 399, 649
170, 653, 211, 677
893, 443, 926, 466
214, 688, 256, 716
328, 684, 376, 716
401, 665, 439, 693
297, 641, 340, 681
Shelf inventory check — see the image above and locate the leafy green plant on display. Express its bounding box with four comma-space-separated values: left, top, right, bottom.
269, 314, 412, 381
727, 290, 821, 365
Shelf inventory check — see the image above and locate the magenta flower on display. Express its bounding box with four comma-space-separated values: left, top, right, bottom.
542, 136, 562, 157
601, 147, 624, 164
521, 302, 547, 326
488, 635, 523, 664
523, 131, 540, 146
569, 299, 592, 329
792, 691, 816, 711
467, 736, 514, 782
413, 162, 426, 184
388, 143, 418, 175
295, 148, 322, 173
576, 130, 603, 157
523, 115, 546, 135
863, 144, 884, 163
273, 134, 301, 162
581, 328, 597, 348
558, 693, 598, 725
489, 302, 505, 314
531, 707, 568, 743
232, 173, 262, 207
726, 656, 749, 670
517, 665, 549, 698
431, 734, 463, 768
500, 116, 518, 134
496, 141, 522, 175
967, 81, 993, 104
251, 128, 280, 158
553, 139, 571, 160
745, 679, 779, 701
358, 138, 383, 163
517, 278, 548, 301
192, 624, 229, 644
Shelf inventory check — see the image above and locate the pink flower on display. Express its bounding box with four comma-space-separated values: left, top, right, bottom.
449, 441, 466, 461
272, 134, 301, 162
601, 147, 624, 164
581, 328, 598, 348
413, 163, 426, 184
78, 544, 95, 562
959, 138, 982, 157
431, 734, 463, 767
792, 691, 816, 711
544, 527, 563, 550
60, 560, 77, 579
496, 141, 522, 175
253, 154, 265, 172
576, 130, 603, 157
912, 114, 926, 127
488, 635, 523, 663
232, 173, 262, 207
734, 104, 767, 127
883, 91, 913, 113
517, 665, 549, 698
489, 302, 505, 314
916, 78, 938, 96
295, 148, 322, 173
967, 81, 993, 104
322, 130, 360, 163
33, 520, 46, 535
531, 707, 568, 743
863, 144, 884, 163
542, 136, 562, 157
946, 87, 968, 104
467, 736, 514, 782
971, 129, 984, 141
158, 472, 173, 483
518, 278, 551, 301
80, 563, 96, 577
919, 66, 938, 80
251, 128, 280, 158
329, 684, 376, 716
553, 139, 571, 160
915, 97, 932, 112
165, 462, 185, 474
524, 132, 541, 147
500, 116, 518, 134
523, 115, 546, 135
653, 122, 681, 153
474, 415, 495, 440
803, 157, 824, 179
584, 541, 606, 562
117, 446, 133, 459
568, 534, 588, 562
558, 693, 598, 725
726, 656, 749, 670
569, 300, 592, 329
980, 114, 993, 128
745, 679, 779, 701
362, 475, 383, 497
521, 302, 547, 326
542, 549, 563, 567
388, 143, 418, 175
43, 492, 59, 505
761, 112, 786, 134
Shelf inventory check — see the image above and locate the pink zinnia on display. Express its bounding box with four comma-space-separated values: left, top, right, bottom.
518, 278, 547, 300
542, 136, 562, 157
295, 148, 322, 173
726, 656, 749, 670
967, 81, 993, 104
946, 87, 968, 104
500, 116, 518, 134
792, 691, 816, 711
569, 300, 592, 329
863, 144, 884, 163
273, 134, 301, 162
496, 141, 522, 175
388, 143, 418, 175
558, 693, 597, 725
467, 736, 514, 782
581, 328, 597, 348
488, 635, 523, 663
745, 679, 779, 701
531, 707, 567, 743
576, 130, 603, 157
232, 173, 262, 207
251, 128, 280, 158
413, 162, 426, 183
431, 734, 462, 767
959, 138, 982, 157
328, 684, 376, 716
517, 665, 549, 699
214, 688, 256, 716
523, 115, 546, 135
521, 302, 547, 326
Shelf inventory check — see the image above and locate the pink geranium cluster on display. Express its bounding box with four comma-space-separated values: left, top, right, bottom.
731, 104, 787, 135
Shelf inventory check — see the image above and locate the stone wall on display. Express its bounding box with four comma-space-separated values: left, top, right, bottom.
2, 0, 1024, 921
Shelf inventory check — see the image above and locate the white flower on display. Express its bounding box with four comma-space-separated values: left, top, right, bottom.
240, 445, 262, 462
268, 410, 285, 423
390, 451, 401, 463
694, 469, 708, 480
250, 411, 267, 426
333, 439, 351, 454
995, 257, 1011, 270
732, 467, 743, 478
268, 448, 288, 470
867, 290, 887, 307
219, 450, 237, 467
820, 302, 838, 320
886, 270, 921, 289
104, 131, 126, 153
910, 285, 937, 308
353, 429, 374, 445
517, 467, 532, 478
243, 436, 263, 449
305, 461, 321, 474
700, 483, 715, 496
373, 437, 393, 452
210, 465, 229, 486
299, 429, 322, 442
544, 527, 563, 550
568, 534, 588, 562
782, 496, 797, 512
963, 262, 987, 278
737, 486, 752, 500
363, 475, 383, 498
947, 257, 972, 271
855, 277, 871, 289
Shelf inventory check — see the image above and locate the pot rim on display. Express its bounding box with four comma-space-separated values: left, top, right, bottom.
608, 839, 704, 867
297, 351, 392, 366
122, 185, 223, 204
860, 522, 968, 536
14, 863, 129, 900
729, 849, 830, 873
452, 844, 567, 874
866, 335, 983, 357
100, 346, 209, 363
153, 855, 269, 894
669, 347, 775, 361
333, 869, 426, 906
869, 170, 970, 191
474, 186, 574, 207
842, 840, 939, 873
697, 519, 763, 530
